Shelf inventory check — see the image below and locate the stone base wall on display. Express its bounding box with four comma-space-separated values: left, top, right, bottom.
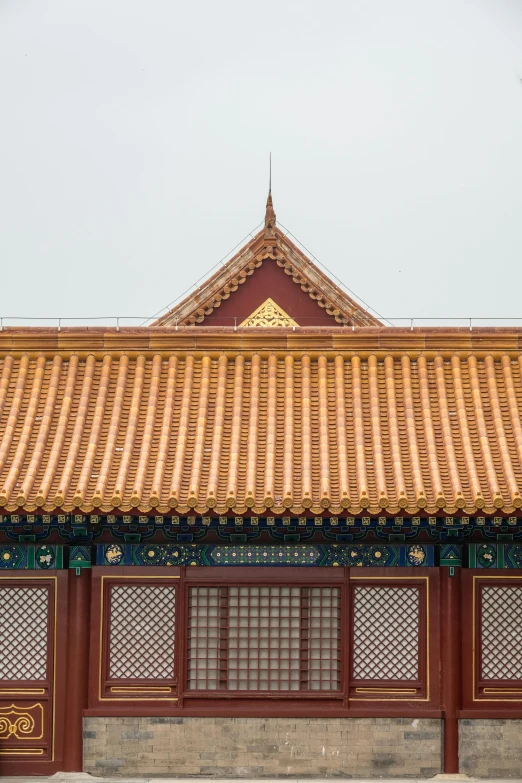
459, 719, 522, 778
83, 716, 442, 777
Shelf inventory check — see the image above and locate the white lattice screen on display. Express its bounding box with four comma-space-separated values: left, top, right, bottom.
481, 586, 522, 680
307, 587, 340, 691
228, 586, 303, 691
352, 585, 420, 680
0, 586, 49, 680
188, 585, 341, 691
109, 584, 176, 679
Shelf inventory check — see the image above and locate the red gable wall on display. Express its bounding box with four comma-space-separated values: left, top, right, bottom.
202, 259, 337, 327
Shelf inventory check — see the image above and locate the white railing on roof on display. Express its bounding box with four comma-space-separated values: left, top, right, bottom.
1, 316, 522, 331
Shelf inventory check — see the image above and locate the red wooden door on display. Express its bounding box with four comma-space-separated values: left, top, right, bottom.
0, 572, 67, 776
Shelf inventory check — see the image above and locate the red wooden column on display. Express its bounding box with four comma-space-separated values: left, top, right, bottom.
63, 565, 92, 771
441, 565, 462, 773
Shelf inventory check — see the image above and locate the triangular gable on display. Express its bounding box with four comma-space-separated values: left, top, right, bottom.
154, 195, 380, 328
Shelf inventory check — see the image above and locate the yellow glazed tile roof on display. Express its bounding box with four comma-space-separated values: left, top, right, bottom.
1, 334, 522, 515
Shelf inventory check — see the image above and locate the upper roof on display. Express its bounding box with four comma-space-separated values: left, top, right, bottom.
153, 193, 380, 328
1, 191, 521, 518
0, 340, 521, 516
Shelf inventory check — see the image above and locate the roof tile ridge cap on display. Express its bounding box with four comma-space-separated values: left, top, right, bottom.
263, 354, 278, 508
92, 355, 130, 507
367, 354, 388, 508
417, 355, 444, 507
317, 355, 331, 508
54, 354, 97, 507
332, 357, 350, 508
153, 231, 264, 325
225, 354, 245, 507
111, 355, 147, 506
485, 354, 521, 508
73, 354, 113, 506
350, 355, 369, 508
245, 353, 261, 507
130, 354, 163, 507
194, 247, 264, 316
276, 245, 344, 321
503, 356, 522, 493
150, 355, 178, 506
161, 246, 261, 326
384, 355, 408, 509
433, 355, 465, 508
206, 354, 228, 508
168, 355, 195, 506
0, 355, 30, 477
300, 354, 312, 508
0, 356, 14, 422
0, 356, 47, 507
278, 233, 379, 325
467, 354, 502, 506
187, 355, 212, 507
282, 355, 294, 509
400, 355, 426, 508
34, 356, 80, 506
450, 354, 484, 506
17, 355, 64, 505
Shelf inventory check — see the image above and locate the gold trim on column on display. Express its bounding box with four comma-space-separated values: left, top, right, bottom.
0, 748, 45, 756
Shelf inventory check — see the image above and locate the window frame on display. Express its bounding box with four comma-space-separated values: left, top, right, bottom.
462, 572, 522, 707
185, 580, 343, 696
89, 569, 181, 707
88, 565, 440, 717
348, 575, 429, 701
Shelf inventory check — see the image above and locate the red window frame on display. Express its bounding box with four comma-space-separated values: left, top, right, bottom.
185, 578, 343, 695
88, 566, 440, 717
89, 568, 181, 708
348, 574, 430, 702
462, 571, 522, 708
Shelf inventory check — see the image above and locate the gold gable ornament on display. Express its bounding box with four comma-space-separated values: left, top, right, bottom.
239, 298, 298, 327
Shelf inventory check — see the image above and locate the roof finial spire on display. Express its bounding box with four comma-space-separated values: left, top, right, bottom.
264, 152, 276, 241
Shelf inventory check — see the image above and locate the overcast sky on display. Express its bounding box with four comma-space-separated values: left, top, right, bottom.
1, 0, 521, 326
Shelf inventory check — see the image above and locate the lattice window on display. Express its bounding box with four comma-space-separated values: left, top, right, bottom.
188, 585, 340, 691
481, 586, 522, 680
0, 586, 49, 680
109, 584, 176, 679
352, 586, 419, 680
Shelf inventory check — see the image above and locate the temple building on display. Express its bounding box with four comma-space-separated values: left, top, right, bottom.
1, 193, 522, 777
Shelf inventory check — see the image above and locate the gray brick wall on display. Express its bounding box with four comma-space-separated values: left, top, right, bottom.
83, 716, 442, 777
459, 719, 522, 778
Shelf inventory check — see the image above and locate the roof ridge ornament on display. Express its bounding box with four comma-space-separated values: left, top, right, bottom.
264, 152, 277, 242
264, 191, 276, 241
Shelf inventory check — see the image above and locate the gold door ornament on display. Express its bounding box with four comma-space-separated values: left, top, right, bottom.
0, 703, 44, 740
